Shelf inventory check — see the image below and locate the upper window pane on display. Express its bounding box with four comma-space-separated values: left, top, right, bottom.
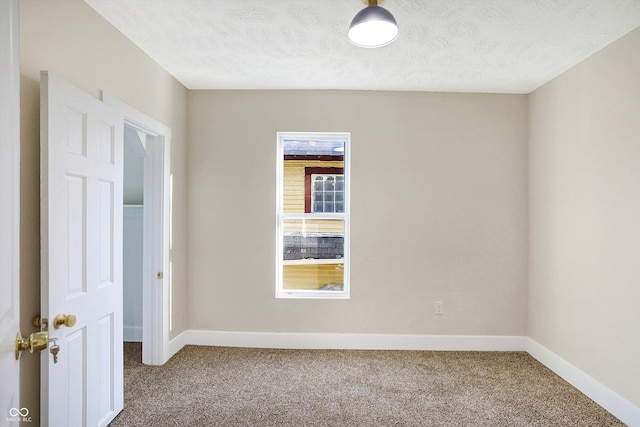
282, 139, 345, 214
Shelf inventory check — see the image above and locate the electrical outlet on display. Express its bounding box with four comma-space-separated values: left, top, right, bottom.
435, 301, 444, 315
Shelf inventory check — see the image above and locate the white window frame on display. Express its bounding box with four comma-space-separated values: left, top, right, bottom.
276, 132, 351, 299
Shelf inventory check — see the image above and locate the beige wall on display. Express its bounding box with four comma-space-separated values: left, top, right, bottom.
19, 0, 189, 423
187, 90, 529, 335
528, 27, 640, 407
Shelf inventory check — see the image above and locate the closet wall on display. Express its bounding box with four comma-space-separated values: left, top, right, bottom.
123, 206, 143, 341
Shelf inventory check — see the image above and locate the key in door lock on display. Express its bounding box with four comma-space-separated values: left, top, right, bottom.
17, 313, 75, 360
49, 339, 60, 364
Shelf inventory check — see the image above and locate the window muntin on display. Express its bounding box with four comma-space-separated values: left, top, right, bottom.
276, 133, 350, 298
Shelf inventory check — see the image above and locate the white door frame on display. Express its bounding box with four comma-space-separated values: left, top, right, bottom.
101, 93, 172, 365
0, 0, 21, 415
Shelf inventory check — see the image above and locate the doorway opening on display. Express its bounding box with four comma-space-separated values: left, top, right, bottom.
103, 93, 172, 366
123, 125, 145, 360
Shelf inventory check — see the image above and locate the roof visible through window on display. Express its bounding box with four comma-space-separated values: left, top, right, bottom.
283, 140, 344, 156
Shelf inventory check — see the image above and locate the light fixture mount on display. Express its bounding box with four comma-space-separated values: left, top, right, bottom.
348, 0, 398, 48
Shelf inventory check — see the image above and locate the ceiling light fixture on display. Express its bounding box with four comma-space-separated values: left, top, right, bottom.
348, 0, 399, 48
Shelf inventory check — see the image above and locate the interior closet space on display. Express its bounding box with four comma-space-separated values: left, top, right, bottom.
123, 125, 145, 343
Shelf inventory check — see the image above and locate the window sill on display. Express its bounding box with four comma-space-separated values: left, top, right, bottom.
276, 289, 350, 299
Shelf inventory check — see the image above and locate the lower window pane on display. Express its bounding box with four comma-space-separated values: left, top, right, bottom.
283, 264, 344, 291
282, 218, 344, 291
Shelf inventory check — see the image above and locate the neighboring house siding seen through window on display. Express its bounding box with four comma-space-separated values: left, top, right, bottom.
276, 133, 350, 298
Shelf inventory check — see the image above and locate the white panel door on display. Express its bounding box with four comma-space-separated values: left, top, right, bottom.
0, 0, 20, 419
41, 71, 124, 427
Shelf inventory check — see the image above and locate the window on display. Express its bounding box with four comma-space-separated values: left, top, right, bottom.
276, 132, 350, 298
311, 174, 345, 213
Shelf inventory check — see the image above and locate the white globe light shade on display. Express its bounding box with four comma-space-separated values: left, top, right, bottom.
348, 5, 399, 48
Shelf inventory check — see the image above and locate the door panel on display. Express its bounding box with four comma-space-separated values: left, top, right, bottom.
98, 180, 114, 284
66, 329, 85, 426
41, 71, 124, 427
97, 314, 115, 423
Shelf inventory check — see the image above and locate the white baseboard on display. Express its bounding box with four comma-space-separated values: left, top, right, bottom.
177, 330, 526, 351
525, 338, 640, 427
167, 330, 190, 361
124, 326, 142, 342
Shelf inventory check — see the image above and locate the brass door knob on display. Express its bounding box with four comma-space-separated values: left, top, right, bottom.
15, 331, 48, 360
53, 313, 77, 329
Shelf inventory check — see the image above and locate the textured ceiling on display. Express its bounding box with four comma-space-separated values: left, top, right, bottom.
84, 0, 640, 93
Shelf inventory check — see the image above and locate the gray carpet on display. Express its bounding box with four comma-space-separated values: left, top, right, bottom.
109, 343, 624, 426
